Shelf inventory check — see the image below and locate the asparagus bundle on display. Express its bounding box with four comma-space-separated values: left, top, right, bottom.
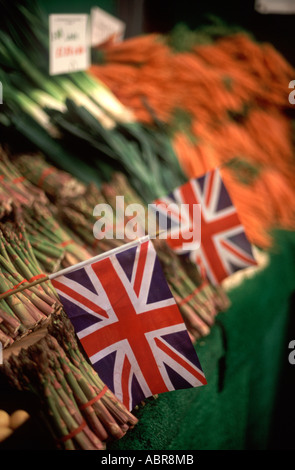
0, 151, 92, 271
0, 215, 60, 347
56, 183, 124, 254
15, 153, 86, 202
13, 154, 117, 256
1, 310, 138, 450
26, 232, 65, 274
12, 154, 229, 342
0, 150, 67, 272
22, 202, 92, 269
0, 148, 47, 214
14, 154, 142, 252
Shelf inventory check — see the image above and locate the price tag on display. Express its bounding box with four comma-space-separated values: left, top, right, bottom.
49, 14, 90, 76
255, 0, 295, 14
91, 6, 125, 47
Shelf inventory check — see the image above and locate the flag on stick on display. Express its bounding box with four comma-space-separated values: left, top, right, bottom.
153, 169, 257, 285
51, 236, 206, 411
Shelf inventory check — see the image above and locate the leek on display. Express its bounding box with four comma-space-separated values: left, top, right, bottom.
71, 72, 135, 124
54, 76, 115, 129
29, 90, 67, 114
13, 92, 60, 138
0, 0, 188, 206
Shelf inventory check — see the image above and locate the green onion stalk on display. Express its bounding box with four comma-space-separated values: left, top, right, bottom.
14, 154, 130, 252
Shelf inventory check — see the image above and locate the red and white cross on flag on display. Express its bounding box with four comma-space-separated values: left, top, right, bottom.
153, 168, 257, 285
50, 236, 207, 411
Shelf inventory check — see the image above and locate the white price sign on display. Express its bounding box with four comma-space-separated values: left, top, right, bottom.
91, 6, 125, 47
49, 14, 90, 76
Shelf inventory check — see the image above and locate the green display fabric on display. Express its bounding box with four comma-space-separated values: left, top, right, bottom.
108, 230, 295, 450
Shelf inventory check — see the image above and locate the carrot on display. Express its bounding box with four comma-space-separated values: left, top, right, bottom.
87, 27, 295, 248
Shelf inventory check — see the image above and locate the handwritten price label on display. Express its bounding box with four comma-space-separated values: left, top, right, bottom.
49, 14, 90, 76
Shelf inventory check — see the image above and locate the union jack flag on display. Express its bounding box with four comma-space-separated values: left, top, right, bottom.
51, 237, 206, 411
153, 168, 257, 285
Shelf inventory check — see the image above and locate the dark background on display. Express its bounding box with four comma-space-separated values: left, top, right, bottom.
120, 0, 295, 66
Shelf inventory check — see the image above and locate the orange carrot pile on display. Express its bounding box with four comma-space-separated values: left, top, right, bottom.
88, 26, 295, 249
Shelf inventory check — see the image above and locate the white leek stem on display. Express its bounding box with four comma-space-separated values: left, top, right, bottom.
30, 89, 67, 113
57, 78, 115, 129
15, 92, 61, 138
72, 72, 135, 123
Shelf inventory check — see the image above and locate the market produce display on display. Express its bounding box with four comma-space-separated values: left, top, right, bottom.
0, 1, 187, 203
0, 144, 228, 448
0, 149, 228, 347
0, 0, 294, 452
0, 207, 60, 345
89, 22, 295, 249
